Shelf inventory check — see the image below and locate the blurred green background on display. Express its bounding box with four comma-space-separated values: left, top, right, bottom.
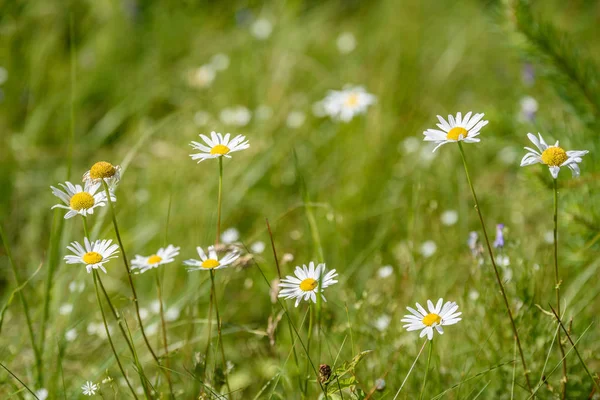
1, 0, 599, 398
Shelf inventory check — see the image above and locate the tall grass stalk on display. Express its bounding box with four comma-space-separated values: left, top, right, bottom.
552, 179, 568, 399
457, 142, 533, 394
0, 362, 39, 399
393, 340, 427, 400
155, 270, 175, 397
92, 270, 139, 399
0, 224, 43, 386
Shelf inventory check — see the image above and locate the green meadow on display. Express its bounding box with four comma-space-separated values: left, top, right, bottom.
1, 0, 599, 398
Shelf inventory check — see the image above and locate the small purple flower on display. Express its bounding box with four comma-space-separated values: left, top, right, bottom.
494, 224, 505, 248
468, 231, 479, 255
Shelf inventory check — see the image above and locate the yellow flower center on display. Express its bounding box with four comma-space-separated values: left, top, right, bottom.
69, 192, 95, 211
83, 251, 103, 264
344, 93, 359, 107
446, 127, 468, 141
148, 255, 162, 264
541, 147, 568, 167
89, 161, 117, 179
299, 278, 318, 292
201, 259, 220, 269
422, 313, 442, 326
210, 144, 230, 155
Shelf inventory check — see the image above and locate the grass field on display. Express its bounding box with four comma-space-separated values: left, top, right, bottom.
1, 0, 599, 398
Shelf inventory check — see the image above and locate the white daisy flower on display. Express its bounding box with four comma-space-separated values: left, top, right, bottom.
322, 86, 376, 122
278, 262, 338, 307
82, 381, 98, 396
131, 244, 180, 274
65, 238, 119, 274
402, 298, 462, 340
189, 131, 250, 163
520, 133, 588, 179
184, 245, 240, 271
82, 161, 122, 188
51, 181, 114, 219
423, 112, 488, 152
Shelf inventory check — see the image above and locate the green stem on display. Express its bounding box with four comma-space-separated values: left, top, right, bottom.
457, 142, 533, 394
210, 270, 232, 394
305, 304, 314, 397
0, 224, 43, 386
553, 179, 568, 399
216, 157, 223, 245
202, 282, 214, 386
155, 270, 175, 398
419, 340, 434, 400
92, 271, 138, 400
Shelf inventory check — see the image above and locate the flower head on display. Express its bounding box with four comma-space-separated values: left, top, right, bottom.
402, 298, 461, 340
190, 131, 250, 163
81, 381, 98, 396
184, 245, 240, 271
322, 86, 376, 122
520, 133, 588, 179
131, 245, 180, 274
65, 238, 119, 273
51, 181, 115, 219
423, 112, 488, 152
494, 224, 505, 249
278, 262, 338, 307
83, 161, 122, 188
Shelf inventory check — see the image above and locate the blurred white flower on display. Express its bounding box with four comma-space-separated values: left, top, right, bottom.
220, 106, 252, 126
210, 53, 230, 71
286, 111, 306, 128
150, 300, 161, 314
402, 298, 462, 340
190, 132, 250, 162
65, 328, 78, 342
322, 86, 376, 122
336, 32, 356, 54
377, 265, 393, 278
34, 389, 48, 400
251, 241, 266, 254
468, 289, 479, 301
166, 307, 180, 321
374, 314, 391, 332
131, 245, 180, 274
255, 105, 273, 121
420, 241, 437, 258
423, 112, 488, 152
59, 303, 73, 315
69, 281, 85, 293
251, 18, 273, 39
0, 67, 7, 85
139, 308, 149, 320
194, 111, 211, 127
520, 96, 538, 122
520, 133, 588, 179
146, 323, 158, 336
188, 65, 216, 88
544, 231, 554, 244
221, 227, 240, 244
503, 266, 513, 281
498, 146, 518, 165
440, 210, 458, 226
282, 253, 294, 263
82, 381, 98, 396
402, 137, 420, 154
